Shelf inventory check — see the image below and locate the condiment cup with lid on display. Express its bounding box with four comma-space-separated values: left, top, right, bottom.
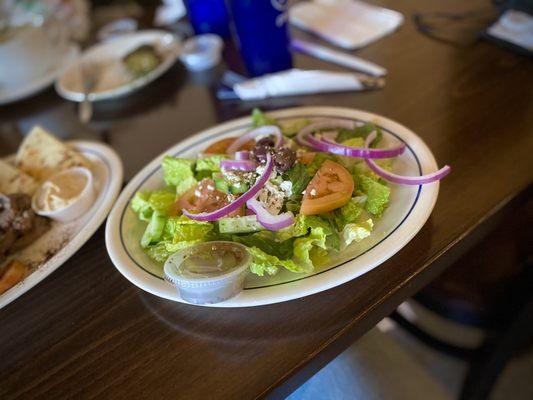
32, 167, 96, 222
164, 241, 251, 304
179, 34, 223, 72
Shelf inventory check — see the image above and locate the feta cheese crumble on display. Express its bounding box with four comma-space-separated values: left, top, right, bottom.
279, 180, 293, 197
258, 182, 285, 215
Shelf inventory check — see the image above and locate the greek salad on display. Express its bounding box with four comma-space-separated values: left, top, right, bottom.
130, 109, 450, 277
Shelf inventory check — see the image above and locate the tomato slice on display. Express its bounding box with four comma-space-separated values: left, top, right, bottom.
204, 137, 255, 154
204, 138, 236, 154
175, 179, 244, 216
300, 160, 354, 216
174, 186, 198, 213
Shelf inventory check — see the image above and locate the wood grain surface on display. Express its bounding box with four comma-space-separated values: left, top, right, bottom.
1, 1, 532, 399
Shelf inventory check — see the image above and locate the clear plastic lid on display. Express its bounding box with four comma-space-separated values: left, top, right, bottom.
164, 241, 251, 284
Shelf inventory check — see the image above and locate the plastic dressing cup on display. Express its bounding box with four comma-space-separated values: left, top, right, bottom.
164, 241, 251, 304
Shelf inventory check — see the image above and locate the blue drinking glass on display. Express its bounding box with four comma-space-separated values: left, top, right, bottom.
226, 0, 293, 77
184, 0, 231, 39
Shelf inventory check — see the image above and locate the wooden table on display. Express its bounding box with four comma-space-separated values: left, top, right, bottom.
1, 1, 532, 399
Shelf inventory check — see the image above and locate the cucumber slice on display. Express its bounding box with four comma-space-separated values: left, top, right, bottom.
230, 181, 249, 194
218, 215, 264, 234
141, 211, 166, 248
214, 176, 230, 193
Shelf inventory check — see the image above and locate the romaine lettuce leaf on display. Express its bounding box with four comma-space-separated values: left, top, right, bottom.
195, 155, 228, 173
293, 226, 328, 271
341, 219, 373, 248
131, 190, 176, 221
279, 214, 337, 267
148, 190, 176, 214
252, 108, 278, 127
131, 192, 152, 221
285, 200, 301, 213
162, 156, 197, 196
247, 247, 281, 276
333, 196, 365, 230
336, 122, 382, 146
341, 137, 365, 147
145, 241, 171, 263
310, 247, 329, 267
283, 162, 313, 205
279, 118, 310, 137
240, 215, 338, 276
246, 246, 312, 276
358, 175, 390, 217
351, 157, 393, 183
276, 215, 331, 242
143, 216, 214, 262
233, 231, 295, 260
325, 227, 341, 251
146, 240, 201, 263
141, 212, 167, 248
163, 215, 213, 242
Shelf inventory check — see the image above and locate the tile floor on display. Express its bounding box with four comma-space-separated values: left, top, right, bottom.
288, 301, 533, 400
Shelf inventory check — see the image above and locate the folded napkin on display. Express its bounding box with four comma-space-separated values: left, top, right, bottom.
290, 0, 403, 50
486, 10, 533, 53
233, 69, 383, 100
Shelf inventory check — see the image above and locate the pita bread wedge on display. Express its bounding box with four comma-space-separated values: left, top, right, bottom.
15, 126, 90, 181
0, 160, 39, 195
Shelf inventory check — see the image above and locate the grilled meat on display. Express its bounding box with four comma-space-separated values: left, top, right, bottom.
0, 193, 50, 265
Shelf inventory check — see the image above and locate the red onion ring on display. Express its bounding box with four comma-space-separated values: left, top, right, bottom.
246, 196, 294, 231
220, 159, 256, 171
296, 118, 405, 159
226, 125, 282, 154
235, 151, 250, 160
364, 132, 451, 185
296, 119, 355, 148
183, 153, 273, 221
306, 134, 405, 159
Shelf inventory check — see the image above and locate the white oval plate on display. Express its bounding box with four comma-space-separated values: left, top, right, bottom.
0, 141, 123, 309
106, 107, 441, 307
0, 44, 79, 106
55, 30, 180, 102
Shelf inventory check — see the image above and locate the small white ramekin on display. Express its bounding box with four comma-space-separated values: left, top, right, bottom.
179, 34, 223, 72
32, 167, 96, 223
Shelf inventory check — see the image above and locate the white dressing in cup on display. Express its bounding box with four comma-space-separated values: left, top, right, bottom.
39, 172, 88, 212
32, 167, 95, 222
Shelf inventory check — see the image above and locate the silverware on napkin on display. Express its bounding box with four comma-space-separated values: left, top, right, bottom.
231, 69, 384, 101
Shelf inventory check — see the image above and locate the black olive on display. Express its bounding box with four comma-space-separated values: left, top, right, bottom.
274, 148, 296, 172
251, 145, 272, 163
256, 136, 275, 148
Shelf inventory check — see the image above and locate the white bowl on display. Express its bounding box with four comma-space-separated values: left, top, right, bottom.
179, 34, 223, 71
32, 167, 96, 223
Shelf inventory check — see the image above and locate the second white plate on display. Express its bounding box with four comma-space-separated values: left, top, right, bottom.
55, 30, 180, 102
0, 141, 123, 309
0, 44, 79, 106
